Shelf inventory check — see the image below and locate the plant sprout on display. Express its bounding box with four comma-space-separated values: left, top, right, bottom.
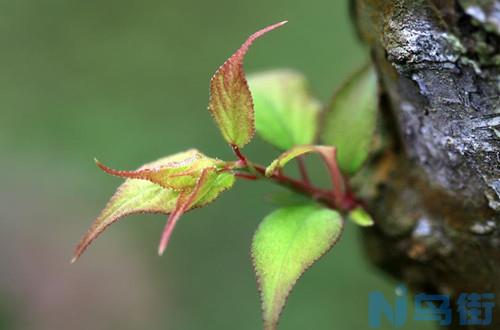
72, 21, 379, 330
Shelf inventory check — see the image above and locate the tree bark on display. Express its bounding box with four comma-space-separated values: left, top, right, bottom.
351, 0, 500, 328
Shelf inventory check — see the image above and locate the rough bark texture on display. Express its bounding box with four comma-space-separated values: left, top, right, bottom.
351, 0, 500, 328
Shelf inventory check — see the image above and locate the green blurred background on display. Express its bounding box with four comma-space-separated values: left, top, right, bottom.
0, 1, 434, 329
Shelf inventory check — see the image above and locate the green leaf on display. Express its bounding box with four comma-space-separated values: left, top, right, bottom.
72, 152, 235, 262
194, 171, 235, 207
248, 70, 321, 150
348, 207, 374, 227
95, 149, 222, 191
157, 167, 235, 255
252, 203, 343, 330
208, 21, 287, 148
321, 64, 378, 174
72, 177, 179, 263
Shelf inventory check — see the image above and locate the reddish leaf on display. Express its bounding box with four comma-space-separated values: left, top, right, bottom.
208, 21, 287, 148
158, 168, 213, 255
72, 152, 235, 262
94, 149, 221, 191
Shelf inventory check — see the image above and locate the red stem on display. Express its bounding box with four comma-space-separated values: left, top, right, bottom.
235, 173, 258, 180
297, 156, 310, 184
251, 164, 339, 210
327, 149, 346, 208
231, 144, 247, 165
228, 146, 356, 211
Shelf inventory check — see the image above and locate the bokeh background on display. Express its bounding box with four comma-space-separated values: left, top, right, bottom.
0, 1, 434, 330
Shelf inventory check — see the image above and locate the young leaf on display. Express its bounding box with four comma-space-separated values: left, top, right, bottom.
72, 177, 179, 263
321, 64, 378, 174
95, 149, 222, 191
348, 207, 374, 227
266, 145, 346, 209
157, 167, 225, 255
252, 203, 343, 330
248, 70, 321, 150
265, 145, 316, 176
157, 168, 236, 255
72, 152, 235, 262
208, 21, 287, 148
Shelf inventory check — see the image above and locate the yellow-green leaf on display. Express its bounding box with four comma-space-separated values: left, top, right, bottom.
72, 178, 179, 262
195, 171, 235, 207
348, 207, 374, 226
252, 203, 343, 330
321, 64, 378, 174
157, 167, 235, 255
72, 152, 235, 262
248, 69, 320, 150
95, 149, 221, 191
208, 21, 287, 148
265, 145, 316, 176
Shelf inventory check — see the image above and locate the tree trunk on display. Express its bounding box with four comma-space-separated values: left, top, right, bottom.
351, 0, 500, 328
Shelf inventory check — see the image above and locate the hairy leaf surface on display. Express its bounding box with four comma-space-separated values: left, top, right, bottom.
72, 152, 235, 262
95, 149, 222, 191
252, 203, 343, 330
209, 21, 287, 148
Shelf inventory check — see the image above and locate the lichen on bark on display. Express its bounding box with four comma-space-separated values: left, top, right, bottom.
351, 0, 500, 328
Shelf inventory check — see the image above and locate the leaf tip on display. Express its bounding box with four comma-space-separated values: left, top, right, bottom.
95, 159, 144, 180
158, 245, 166, 256
157, 199, 187, 256
349, 207, 375, 227
271, 20, 288, 29
264, 167, 274, 177
95, 159, 115, 175
157, 220, 175, 256
94, 158, 113, 174
71, 236, 90, 264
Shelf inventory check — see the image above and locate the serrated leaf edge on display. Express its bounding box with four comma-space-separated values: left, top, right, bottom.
250, 208, 345, 330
